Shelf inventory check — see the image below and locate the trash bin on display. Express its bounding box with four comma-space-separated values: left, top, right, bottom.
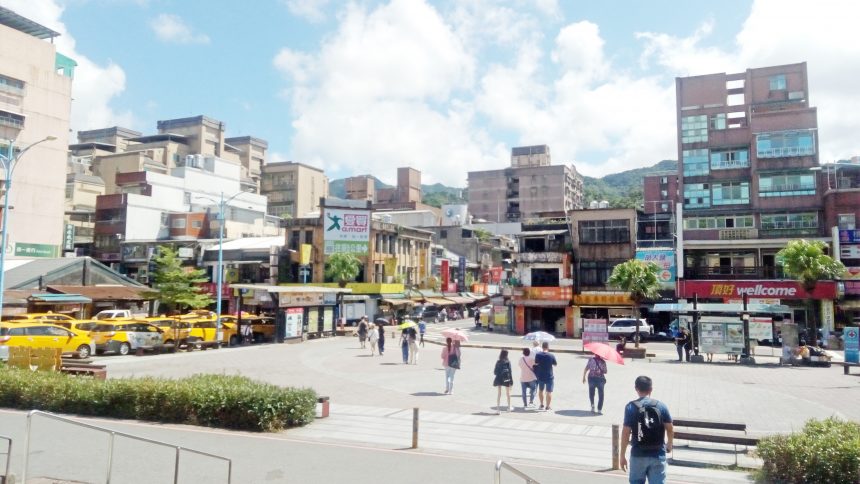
316, 396, 330, 418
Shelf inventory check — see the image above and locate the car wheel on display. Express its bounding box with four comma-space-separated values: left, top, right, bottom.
164, 339, 174, 348
229, 335, 239, 347
76, 344, 91, 359
118, 342, 131, 356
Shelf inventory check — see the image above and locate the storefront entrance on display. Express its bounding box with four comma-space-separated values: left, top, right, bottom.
524, 307, 566, 334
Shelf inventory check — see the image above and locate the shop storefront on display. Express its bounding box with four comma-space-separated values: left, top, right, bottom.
230, 285, 349, 341
512, 287, 574, 336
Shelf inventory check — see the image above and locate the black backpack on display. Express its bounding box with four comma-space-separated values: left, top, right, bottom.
632, 400, 665, 450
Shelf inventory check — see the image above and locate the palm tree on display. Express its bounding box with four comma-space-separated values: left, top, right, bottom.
608, 259, 662, 348
325, 253, 361, 287
777, 240, 845, 344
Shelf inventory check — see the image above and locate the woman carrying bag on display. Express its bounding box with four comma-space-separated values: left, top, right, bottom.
493, 349, 514, 414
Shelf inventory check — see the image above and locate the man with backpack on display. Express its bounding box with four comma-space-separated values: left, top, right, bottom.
620, 376, 674, 484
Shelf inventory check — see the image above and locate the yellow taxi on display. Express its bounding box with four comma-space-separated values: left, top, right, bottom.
90, 321, 165, 356
141, 316, 198, 350
53, 319, 100, 335
248, 316, 276, 343
176, 312, 238, 347
6, 312, 77, 323
0, 321, 95, 360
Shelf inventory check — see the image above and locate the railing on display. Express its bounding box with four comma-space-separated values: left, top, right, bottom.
0, 434, 11, 481
684, 266, 785, 280
495, 460, 541, 484
23, 410, 232, 484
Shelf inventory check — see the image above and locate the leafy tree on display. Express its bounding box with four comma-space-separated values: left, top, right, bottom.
473, 228, 492, 241
324, 253, 361, 287
145, 246, 213, 313
777, 240, 845, 343
607, 259, 661, 348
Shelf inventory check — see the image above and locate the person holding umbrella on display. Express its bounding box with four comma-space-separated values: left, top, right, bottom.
582, 342, 625, 415
441, 337, 461, 394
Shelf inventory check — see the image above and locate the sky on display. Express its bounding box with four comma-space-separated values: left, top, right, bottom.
3, 0, 860, 186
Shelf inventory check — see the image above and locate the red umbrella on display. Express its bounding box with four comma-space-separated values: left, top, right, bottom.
584, 342, 625, 365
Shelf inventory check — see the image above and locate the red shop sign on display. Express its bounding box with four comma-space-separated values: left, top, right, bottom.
678, 280, 837, 300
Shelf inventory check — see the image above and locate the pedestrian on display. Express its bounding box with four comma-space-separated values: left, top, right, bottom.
368, 323, 379, 356
675, 328, 690, 362
441, 337, 460, 394
401, 330, 410, 364
418, 320, 426, 347
493, 349, 514, 414
474, 309, 481, 328
357, 317, 368, 349
531, 340, 542, 355
616, 336, 627, 357
378, 324, 385, 356
408, 327, 419, 364
620, 376, 674, 484
518, 347, 537, 408
532, 341, 557, 411
582, 353, 608, 414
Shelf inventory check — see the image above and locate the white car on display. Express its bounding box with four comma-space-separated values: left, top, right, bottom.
608, 318, 653, 340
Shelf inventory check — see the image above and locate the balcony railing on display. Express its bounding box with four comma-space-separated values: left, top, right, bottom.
684, 265, 785, 280
515, 252, 564, 263
718, 228, 758, 240
756, 146, 815, 159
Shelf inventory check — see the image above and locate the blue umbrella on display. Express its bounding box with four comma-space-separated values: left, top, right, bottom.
522, 331, 556, 342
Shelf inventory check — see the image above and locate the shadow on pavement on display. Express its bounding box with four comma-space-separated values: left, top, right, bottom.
411, 392, 445, 397
555, 409, 599, 417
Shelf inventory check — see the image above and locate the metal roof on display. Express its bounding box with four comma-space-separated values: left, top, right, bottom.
2, 257, 144, 290
0, 6, 60, 40
28, 293, 92, 304
47, 285, 154, 301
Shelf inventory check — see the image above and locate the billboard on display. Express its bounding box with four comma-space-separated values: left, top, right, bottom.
678, 280, 837, 300
323, 208, 370, 255
635, 249, 676, 285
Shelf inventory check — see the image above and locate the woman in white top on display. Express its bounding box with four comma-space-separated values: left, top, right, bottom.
368, 323, 379, 356
518, 347, 537, 408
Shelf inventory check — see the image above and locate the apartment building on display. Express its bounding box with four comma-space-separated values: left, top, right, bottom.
344, 167, 430, 211
260, 161, 328, 219
64, 172, 104, 255
468, 145, 584, 223
675, 62, 837, 327
0, 6, 73, 257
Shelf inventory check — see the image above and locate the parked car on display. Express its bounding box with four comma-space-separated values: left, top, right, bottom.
0, 321, 95, 360
54, 319, 100, 335
410, 305, 442, 322
248, 316, 276, 343
608, 318, 653, 340
143, 317, 199, 350
7, 312, 76, 323
93, 309, 134, 320
91, 321, 165, 355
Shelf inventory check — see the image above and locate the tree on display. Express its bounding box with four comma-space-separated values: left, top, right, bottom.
777, 240, 845, 343
607, 259, 662, 348
145, 246, 213, 314
325, 253, 361, 287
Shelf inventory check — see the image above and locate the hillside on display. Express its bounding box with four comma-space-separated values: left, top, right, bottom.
328, 159, 677, 210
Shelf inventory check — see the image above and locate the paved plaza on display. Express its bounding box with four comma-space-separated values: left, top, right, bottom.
3, 318, 858, 483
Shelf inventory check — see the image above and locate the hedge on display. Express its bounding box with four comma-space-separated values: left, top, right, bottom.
755, 417, 860, 484
0, 367, 317, 432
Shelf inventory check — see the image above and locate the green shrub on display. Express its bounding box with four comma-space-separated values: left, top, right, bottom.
0, 367, 316, 432
755, 417, 860, 484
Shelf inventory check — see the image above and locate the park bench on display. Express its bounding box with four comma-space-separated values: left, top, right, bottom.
836, 361, 859, 375
671, 418, 758, 466
60, 361, 107, 380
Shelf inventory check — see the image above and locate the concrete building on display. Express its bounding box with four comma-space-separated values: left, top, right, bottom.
639, 172, 678, 249
64, 172, 104, 254
0, 6, 74, 257
260, 161, 328, 219
675, 62, 836, 329
344, 167, 436, 212
467, 145, 584, 223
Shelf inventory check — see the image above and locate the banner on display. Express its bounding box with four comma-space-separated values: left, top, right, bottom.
582, 318, 609, 347
300, 244, 312, 265
635, 249, 676, 285
441, 259, 450, 289
678, 280, 837, 300
323, 208, 370, 255
457, 256, 466, 292
285, 308, 303, 338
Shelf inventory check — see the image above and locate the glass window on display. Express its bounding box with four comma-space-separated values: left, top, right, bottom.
681, 115, 708, 144
579, 220, 630, 244
711, 182, 749, 206
760, 213, 818, 230
580, 261, 619, 286
683, 183, 710, 208
759, 173, 816, 197
172, 218, 186, 229
710, 148, 750, 170
710, 113, 726, 130
684, 216, 754, 230
756, 131, 816, 158
682, 149, 709, 177
769, 74, 786, 91
0, 74, 25, 92
838, 214, 856, 230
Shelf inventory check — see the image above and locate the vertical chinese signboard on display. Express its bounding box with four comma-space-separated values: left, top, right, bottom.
441, 259, 450, 290
457, 256, 466, 292
323, 208, 370, 255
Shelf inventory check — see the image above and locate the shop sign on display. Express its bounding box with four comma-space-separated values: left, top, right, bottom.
582, 318, 609, 346
457, 256, 466, 292
839, 229, 860, 244
573, 292, 633, 306
441, 259, 450, 289
492, 305, 507, 325
323, 208, 370, 255
14, 242, 57, 258
840, 245, 860, 260
517, 252, 564, 263
845, 267, 860, 280
63, 224, 75, 251
300, 244, 312, 265
285, 307, 303, 338
845, 281, 860, 295
515, 287, 572, 301
635, 250, 676, 284
844, 327, 859, 364
678, 280, 836, 300
199, 283, 231, 298
279, 293, 324, 307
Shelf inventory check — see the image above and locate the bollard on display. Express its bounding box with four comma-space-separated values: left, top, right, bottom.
412, 408, 419, 449
611, 424, 620, 470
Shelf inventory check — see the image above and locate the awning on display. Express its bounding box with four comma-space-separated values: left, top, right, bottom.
343, 295, 370, 302
442, 295, 473, 304
837, 299, 860, 309
464, 292, 490, 302
381, 298, 414, 307
424, 297, 456, 307
28, 293, 92, 304
514, 299, 569, 308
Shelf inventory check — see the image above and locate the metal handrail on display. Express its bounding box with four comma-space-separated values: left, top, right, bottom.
0, 434, 11, 480
494, 460, 541, 484
22, 410, 232, 484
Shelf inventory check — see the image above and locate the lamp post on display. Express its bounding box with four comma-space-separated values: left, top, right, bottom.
0, 135, 57, 317
194, 191, 246, 342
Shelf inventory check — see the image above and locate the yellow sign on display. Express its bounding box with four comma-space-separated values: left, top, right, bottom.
574, 292, 633, 306
300, 244, 312, 266
384, 257, 398, 277
224, 267, 240, 283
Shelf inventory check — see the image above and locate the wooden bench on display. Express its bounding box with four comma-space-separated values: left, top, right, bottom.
671, 418, 758, 466
61, 361, 107, 380
836, 361, 859, 375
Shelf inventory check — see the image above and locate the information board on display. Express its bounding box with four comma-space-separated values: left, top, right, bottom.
582, 318, 609, 348
700, 321, 745, 354
285, 308, 303, 338
845, 326, 859, 364
322, 307, 334, 333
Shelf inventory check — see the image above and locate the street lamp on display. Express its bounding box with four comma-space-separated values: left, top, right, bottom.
0, 135, 57, 317
193, 191, 247, 342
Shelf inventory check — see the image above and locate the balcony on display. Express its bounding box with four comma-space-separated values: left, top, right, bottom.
515, 252, 564, 263
684, 265, 785, 280
718, 228, 758, 240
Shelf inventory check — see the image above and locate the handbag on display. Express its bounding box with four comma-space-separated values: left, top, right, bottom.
448, 351, 460, 369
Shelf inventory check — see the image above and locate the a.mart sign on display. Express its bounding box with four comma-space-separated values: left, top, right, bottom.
678, 280, 837, 300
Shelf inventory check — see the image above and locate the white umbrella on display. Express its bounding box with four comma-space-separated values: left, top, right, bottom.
522, 331, 556, 342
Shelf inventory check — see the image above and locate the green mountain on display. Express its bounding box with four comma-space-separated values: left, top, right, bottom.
327, 177, 467, 208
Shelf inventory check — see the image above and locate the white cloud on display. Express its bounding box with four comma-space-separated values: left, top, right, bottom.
283, 0, 330, 22
150, 13, 210, 45
0, 0, 133, 136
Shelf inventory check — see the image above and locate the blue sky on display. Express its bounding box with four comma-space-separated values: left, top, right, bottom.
5, 0, 860, 186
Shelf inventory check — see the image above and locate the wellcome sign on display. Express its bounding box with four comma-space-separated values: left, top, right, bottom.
678, 280, 837, 300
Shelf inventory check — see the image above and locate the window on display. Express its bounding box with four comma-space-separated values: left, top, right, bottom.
683, 183, 710, 208
65, 184, 74, 199
760, 213, 818, 230
682, 149, 709, 177
684, 215, 754, 230
769, 74, 786, 91
681, 115, 708, 144
580, 261, 619, 286
756, 131, 815, 158
759, 173, 816, 197
304, 230, 313, 244
838, 214, 856, 230
710, 113, 726, 130
191, 220, 203, 229
172, 218, 186, 229
184, 192, 191, 204
579, 220, 630, 244
711, 182, 749, 205
710, 148, 750, 170
0, 74, 25, 93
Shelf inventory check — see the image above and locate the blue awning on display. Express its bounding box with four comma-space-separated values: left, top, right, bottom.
28, 293, 92, 304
